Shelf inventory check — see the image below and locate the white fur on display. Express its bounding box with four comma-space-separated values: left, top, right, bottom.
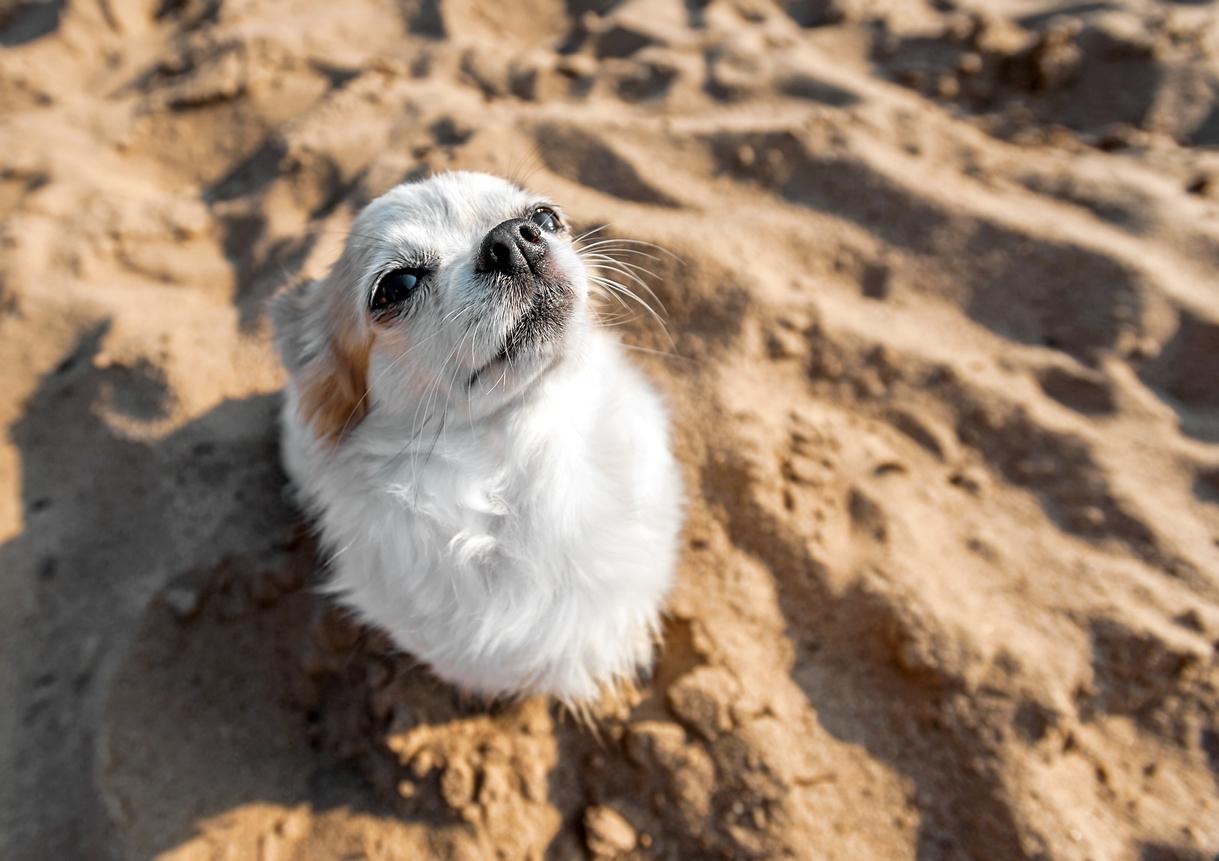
272, 172, 682, 703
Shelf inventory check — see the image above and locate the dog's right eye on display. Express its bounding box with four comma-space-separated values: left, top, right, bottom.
370, 268, 426, 317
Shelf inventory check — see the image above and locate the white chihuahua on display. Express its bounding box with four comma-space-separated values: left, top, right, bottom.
271, 172, 682, 704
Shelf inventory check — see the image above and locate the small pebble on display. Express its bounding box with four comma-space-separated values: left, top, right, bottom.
584, 805, 637, 856
163, 583, 203, 621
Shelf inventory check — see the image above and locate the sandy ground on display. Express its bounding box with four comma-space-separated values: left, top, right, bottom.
2, 0, 1219, 858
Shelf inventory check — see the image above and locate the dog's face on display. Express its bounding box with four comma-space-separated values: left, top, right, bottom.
271, 172, 590, 443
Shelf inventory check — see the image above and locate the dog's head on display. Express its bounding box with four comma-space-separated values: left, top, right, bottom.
271, 171, 591, 444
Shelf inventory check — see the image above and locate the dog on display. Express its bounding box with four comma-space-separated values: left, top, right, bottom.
270, 171, 682, 704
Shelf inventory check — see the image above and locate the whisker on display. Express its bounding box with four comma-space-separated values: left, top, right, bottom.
588, 276, 676, 352
580, 254, 661, 286
577, 247, 663, 276
619, 343, 698, 364
441, 316, 481, 445
409, 334, 466, 489
375, 303, 478, 484
578, 238, 683, 262
579, 246, 665, 266
588, 277, 633, 313
587, 262, 670, 319
572, 224, 611, 244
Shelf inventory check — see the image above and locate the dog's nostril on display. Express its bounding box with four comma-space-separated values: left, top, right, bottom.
477, 217, 546, 275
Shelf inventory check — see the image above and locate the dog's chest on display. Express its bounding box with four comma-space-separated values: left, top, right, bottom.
355, 419, 624, 581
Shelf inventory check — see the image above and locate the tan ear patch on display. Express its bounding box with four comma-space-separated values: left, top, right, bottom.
270, 273, 373, 447
297, 311, 371, 445
297, 324, 368, 443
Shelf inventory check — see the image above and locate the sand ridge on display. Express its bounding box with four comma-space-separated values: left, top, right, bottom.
1, 0, 1218, 858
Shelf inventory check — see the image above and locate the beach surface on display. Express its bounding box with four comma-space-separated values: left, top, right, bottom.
1, 0, 1218, 857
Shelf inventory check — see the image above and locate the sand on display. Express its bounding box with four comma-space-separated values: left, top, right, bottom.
2, 0, 1218, 858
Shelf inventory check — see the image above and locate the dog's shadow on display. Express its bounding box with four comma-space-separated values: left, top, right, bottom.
2, 322, 642, 860
0, 321, 393, 858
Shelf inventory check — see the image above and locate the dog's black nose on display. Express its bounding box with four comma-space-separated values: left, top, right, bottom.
477, 218, 546, 276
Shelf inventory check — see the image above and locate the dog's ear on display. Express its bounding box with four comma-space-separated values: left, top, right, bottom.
269, 271, 371, 446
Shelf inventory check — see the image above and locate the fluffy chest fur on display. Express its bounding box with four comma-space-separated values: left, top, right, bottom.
281, 332, 682, 701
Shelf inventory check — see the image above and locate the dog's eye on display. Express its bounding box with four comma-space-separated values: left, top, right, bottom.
530, 207, 561, 233
370, 268, 425, 316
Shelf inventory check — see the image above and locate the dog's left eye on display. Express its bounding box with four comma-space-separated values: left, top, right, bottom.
370, 267, 426, 317
530, 207, 561, 233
